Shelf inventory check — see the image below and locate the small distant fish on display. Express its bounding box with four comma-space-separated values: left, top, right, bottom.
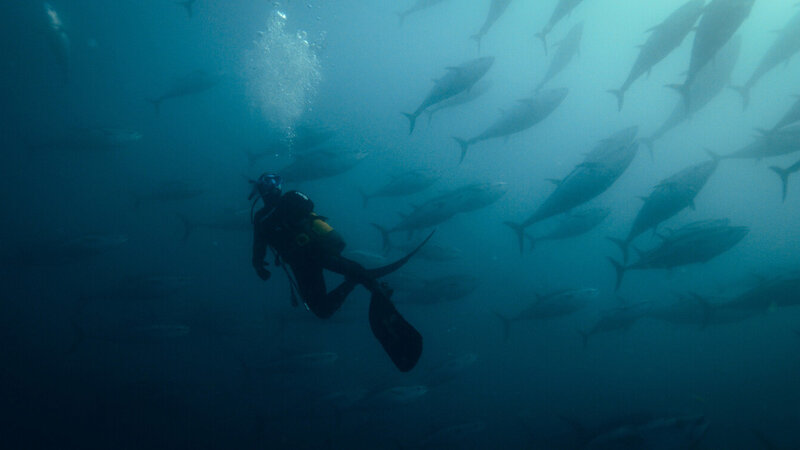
175, 0, 196, 18
453, 88, 568, 162
608, 0, 705, 111
471, 0, 513, 50
366, 385, 428, 405
359, 170, 440, 207
396, 0, 448, 26
133, 181, 204, 208
404, 57, 494, 134
424, 353, 478, 386
278, 148, 368, 183
671, 0, 754, 108
536, 23, 583, 92
149, 69, 222, 113
579, 302, 650, 347
732, 10, 800, 109
536, 0, 585, 55
418, 421, 487, 447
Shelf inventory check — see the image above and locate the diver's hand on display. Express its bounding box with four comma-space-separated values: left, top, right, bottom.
255, 263, 271, 281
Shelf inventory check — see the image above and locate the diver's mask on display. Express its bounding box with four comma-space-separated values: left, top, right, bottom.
249, 173, 283, 223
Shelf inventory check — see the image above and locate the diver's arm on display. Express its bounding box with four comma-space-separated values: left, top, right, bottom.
252, 224, 271, 281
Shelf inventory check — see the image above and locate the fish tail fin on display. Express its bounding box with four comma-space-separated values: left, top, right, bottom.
68, 319, 85, 354
730, 85, 750, 110
607, 237, 629, 263
666, 83, 690, 109
526, 233, 538, 252
357, 188, 370, 208
371, 223, 392, 253
453, 137, 470, 164
578, 329, 589, 349
470, 33, 483, 52
607, 257, 627, 292
769, 165, 792, 202
148, 98, 162, 114
535, 31, 548, 55
607, 89, 625, 111
493, 312, 512, 343
402, 112, 417, 135
176, 213, 194, 241
503, 221, 526, 255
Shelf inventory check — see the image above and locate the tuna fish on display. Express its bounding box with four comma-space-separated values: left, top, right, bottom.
733, 10, 800, 109
2, 233, 128, 268
536, 0, 585, 54
769, 158, 800, 201
609, 0, 706, 111
718, 271, 800, 313
396, 0, 447, 25
640, 35, 741, 152
453, 88, 568, 162
424, 353, 478, 386
672, 0, 755, 107
44, 2, 70, 83
418, 421, 487, 447
471, 0, 513, 50
608, 220, 749, 291
246, 125, 335, 166
425, 79, 493, 124
535, 23, 583, 92
133, 181, 204, 208
583, 415, 709, 449
579, 302, 651, 347
404, 57, 495, 134
28, 127, 143, 153
373, 182, 509, 250
646, 292, 761, 328
525, 207, 610, 251
278, 147, 368, 183
394, 274, 480, 305
175, 0, 195, 18
495, 288, 599, 341
768, 96, 800, 133
359, 170, 440, 207
365, 385, 429, 406
505, 127, 639, 253
610, 155, 721, 262
177, 208, 251, 240
149, 69, 222, 113
723, 123, 800, 160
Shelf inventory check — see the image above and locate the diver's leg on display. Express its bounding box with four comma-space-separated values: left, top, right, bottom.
293, 262, 356, 319
318, 254, 386, 297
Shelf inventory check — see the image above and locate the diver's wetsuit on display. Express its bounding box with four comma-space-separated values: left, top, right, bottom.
252, 191, 386, 319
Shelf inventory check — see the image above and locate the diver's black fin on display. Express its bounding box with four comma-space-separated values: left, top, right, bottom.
366, 230, 435, 279
369, 291, 422, 372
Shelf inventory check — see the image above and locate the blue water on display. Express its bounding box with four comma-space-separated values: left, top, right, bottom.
2, 1, 800, 448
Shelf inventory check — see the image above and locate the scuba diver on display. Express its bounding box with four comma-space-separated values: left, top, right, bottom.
249, 173, 430, 372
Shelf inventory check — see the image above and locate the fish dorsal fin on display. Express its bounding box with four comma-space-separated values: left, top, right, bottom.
632, 246, 644, 260
545, 178, 562, 186
645, 24, 660, 33
444, 66, 462, 73
517, 98, 535, 107
637, 196, 649, 202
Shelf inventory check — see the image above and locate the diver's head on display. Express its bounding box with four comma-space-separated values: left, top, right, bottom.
249, 173, 283, 209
